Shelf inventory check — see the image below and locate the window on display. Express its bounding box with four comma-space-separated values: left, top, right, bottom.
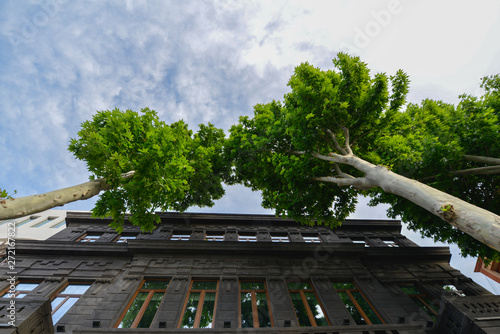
240, 281, 273, 328
399, 284, 439, 321
32, 217, 56, 228
170, 232, 191, 241
16, 216, 39, 227
1, 281, 40, 298
180, 280, 218, 328
78, 234, 102, 242
287, 281, 328, 327
115, 235, 137, 243
117, 280, 169, 328
50, 220, 66, 228
302, 234, 321, 243
351, 238, 369, 247
51, 283, 92, 324
238, 233, 257, 242
270, 234, 289, 242
382, 239, 399, 247
333, 282, 383, 325
205, 232, 224, 241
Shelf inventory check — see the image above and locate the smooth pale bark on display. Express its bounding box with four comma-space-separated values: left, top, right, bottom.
0, 171, 135, 220
312, 153, 500, 252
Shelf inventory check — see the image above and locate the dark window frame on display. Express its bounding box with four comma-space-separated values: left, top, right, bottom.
287, 281, 329, 327
239, 280, 274, 328
51, 281, 93, 324
178, 280, 219, 328
116, 279, 169, 328
332, 281, 384, 325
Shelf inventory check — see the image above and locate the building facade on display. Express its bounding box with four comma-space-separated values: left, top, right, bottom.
1, 211, 499, 333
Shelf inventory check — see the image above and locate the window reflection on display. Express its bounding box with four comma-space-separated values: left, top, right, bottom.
287, 281, 328, 327
117, 280, 169, 328
332, 281, 383, 325
180, 280, 218, 328
51, 283, 92, 324
240, 280, 272, 328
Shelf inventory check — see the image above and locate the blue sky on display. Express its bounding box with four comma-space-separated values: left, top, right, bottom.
1, 0, 500, 292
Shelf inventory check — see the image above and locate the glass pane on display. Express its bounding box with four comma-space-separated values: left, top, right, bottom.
256, 292, 271, 327
60, 284, 91, 295
192, 281, 217, 290
51, 297, 65, 310
338, 291, 366, 325
241, 281, 265, 290
142, 280, 169, 290
17, 283, 39, 292
199, 292, 216, 328
17, 293, 27, 298
400, 285, 421, 295
305, 292, 328, 326
240, 292, 253, 328
118, 292, 148, 328
288, 282, 311, 290
351, 291, 382, 324
290, 292, 311, 327
137, 292, 164, 328
412, 297, 438, 320
181, 292, 200, 328
52, 297, 78, 324
333, 282, 356, 290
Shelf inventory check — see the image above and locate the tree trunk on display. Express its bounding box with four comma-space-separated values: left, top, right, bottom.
0, 171, 134, 220
315, 153, 500, 252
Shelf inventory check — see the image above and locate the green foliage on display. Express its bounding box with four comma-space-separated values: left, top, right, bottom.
370, 78, 500, 260
226, 53, 409, 226
69, 108, 229, 232
0, 189, 16, 200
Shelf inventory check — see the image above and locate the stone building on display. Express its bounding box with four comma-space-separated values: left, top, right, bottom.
1, 211, 499, 333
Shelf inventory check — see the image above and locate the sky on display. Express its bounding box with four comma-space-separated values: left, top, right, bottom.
1, 0, 500, 293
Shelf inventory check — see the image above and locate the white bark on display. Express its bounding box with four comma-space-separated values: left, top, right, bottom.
0, 171, 135, 220
313, 153, 500, 252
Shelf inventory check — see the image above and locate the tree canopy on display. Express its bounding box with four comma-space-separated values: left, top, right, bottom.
226, 53, 500, 258
370, 75, 500, 260
0, 108, 229, 232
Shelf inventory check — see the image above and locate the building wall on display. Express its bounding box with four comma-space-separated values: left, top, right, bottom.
0, 212, 498, 333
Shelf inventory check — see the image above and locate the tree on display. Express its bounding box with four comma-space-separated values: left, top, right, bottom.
0, 108, 229, 231
370, 76, 500, 260
226, 53, 500, 255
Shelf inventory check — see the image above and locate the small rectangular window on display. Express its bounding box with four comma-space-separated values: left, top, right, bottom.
170, 232, 191, 241
51, 282, 92, 324
399, 284, 439, 321
32, 217, 56, 228
351, 238, 369, 247
117, 280, 169, 328
240, 280, 273, 328
287, 281, 328, 327
238, 233, 257, 242
50, 220, 66, 228
270, 234, 290, 243
115, 235, 137, 243
179, 280, 218, 328
78, 234, 102, 242
1, 281, 41, 298
332, 282, 383, 325
205, 232, 224, 241
382, 239, 399, 247
302, 234, 321, 243
16, 216, 40, 227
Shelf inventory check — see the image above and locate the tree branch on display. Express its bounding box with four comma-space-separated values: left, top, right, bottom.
342, 127, 353, 155
325, 129, 347, 155
452, 165, 500, 175
0, 171, 135, 220
313, 176, 375, 190
464, 155, 500, 165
